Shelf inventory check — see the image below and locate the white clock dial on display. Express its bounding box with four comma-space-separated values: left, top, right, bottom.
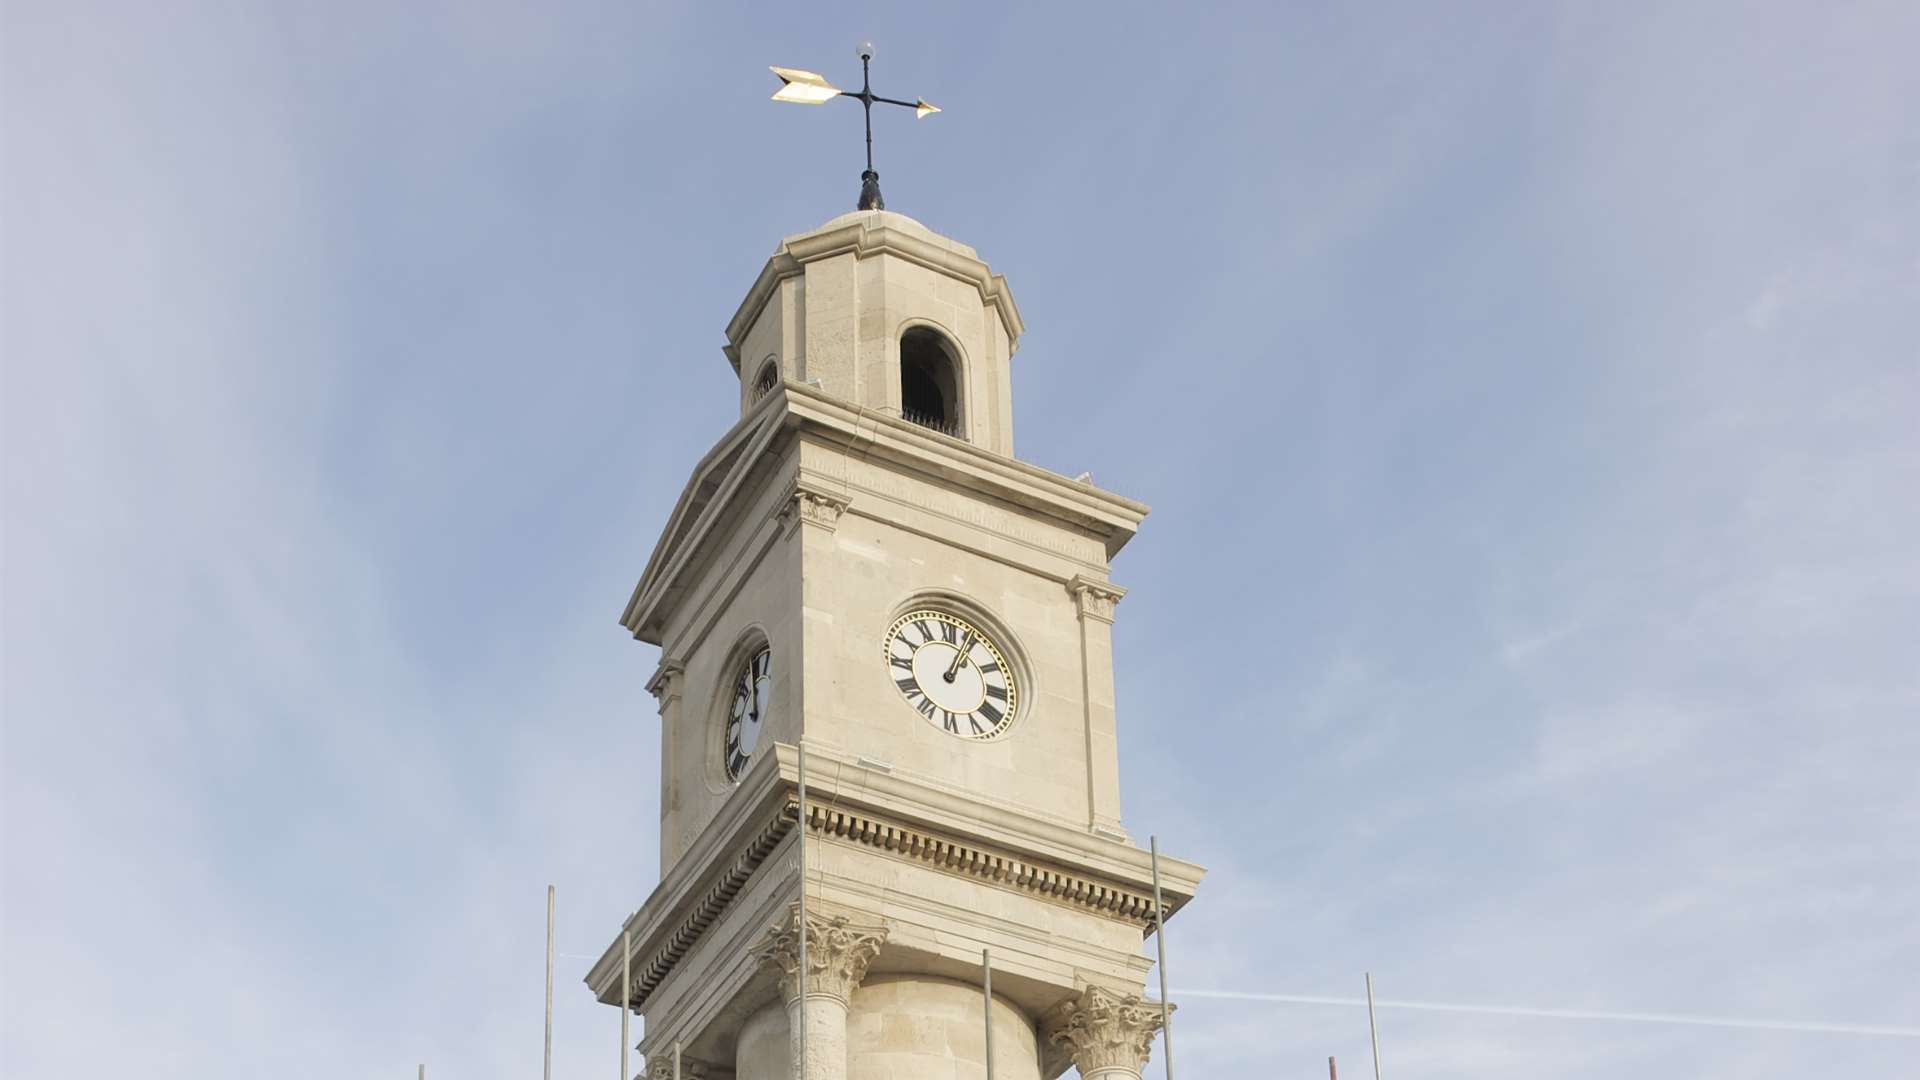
884, 610, 1017, 739
724, 646, 771, 781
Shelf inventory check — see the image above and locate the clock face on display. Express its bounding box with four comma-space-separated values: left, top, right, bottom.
724, 646, 771, 781
884, 610, 1018, 739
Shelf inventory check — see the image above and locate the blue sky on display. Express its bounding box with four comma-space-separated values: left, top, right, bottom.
3, 2, 1915, 1077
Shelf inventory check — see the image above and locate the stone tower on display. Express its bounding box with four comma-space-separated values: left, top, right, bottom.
586, 209, 1202, 1080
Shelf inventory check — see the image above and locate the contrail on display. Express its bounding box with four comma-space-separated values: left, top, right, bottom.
1172, 989, 1920, 1039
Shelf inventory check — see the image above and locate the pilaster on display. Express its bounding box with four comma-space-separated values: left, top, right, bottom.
1068, 575, 1128, 838
648, 659, 688, 877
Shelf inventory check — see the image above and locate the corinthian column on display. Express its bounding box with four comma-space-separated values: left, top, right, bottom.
1044, 985, 1172, 1080
753, 906, 888, 1080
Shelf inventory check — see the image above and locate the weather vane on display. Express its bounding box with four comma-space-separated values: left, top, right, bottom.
769, 41, 940, 212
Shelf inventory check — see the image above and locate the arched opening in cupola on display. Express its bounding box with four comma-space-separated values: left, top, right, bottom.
752, 357, 779, 402
899, 327, 963, 438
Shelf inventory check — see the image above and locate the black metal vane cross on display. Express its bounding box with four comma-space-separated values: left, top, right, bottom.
770, 42, 940, 212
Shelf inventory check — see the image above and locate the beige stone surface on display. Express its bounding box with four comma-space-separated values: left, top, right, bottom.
847, 975, 1040, 1080
736, 1002, 787, 1080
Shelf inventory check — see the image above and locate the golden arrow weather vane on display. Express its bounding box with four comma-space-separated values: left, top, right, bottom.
769, 41, 940, 211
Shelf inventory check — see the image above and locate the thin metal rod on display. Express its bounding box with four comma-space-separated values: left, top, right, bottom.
1149, 836, 1175, 1080
545, 885, 555, 1080
1329, 1056, 1338, 1080
620, 928, 631, 1080
796, 743, 809, 1080
1366, 973, 1383, 1080
860, 57, 874, 172
982, 948, 995, 1080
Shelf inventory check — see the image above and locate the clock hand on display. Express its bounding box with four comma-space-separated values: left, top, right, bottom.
943, 631, 975, 683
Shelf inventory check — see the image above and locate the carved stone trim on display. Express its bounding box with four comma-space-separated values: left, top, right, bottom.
1044, 985, 1171, 1077
623, 803, 796, 1010
775, 479, 851, 537
753, 905, 889, 1006
800, 801, 1163, 927
1067, 575, 1126, 624
646, 660, 686, 706
642, 1057, 711, 1080
620, 793, 1175, 1013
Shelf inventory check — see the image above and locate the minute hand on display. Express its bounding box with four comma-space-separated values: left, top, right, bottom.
943, 631, 976, 682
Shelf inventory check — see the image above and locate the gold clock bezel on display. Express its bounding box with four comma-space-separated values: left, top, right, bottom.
883, 608, 1020, 741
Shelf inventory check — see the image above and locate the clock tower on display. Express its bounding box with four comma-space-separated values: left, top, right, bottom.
586, 209, 1202, 1080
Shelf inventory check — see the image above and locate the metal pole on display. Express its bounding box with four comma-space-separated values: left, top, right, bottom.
1329, 1055, 1337, 1080
861, 57, 874, 172
982, 949, 995, 1080
1148, 836, 1175, 1080
419, 1066, 425, 1080
1365, 973, 1383, 1080
545, 885, 555, 1080
796, 743, 809, 1080
620, 928, 631, 1080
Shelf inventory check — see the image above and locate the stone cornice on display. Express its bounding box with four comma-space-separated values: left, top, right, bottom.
621, 381, 1152, 642
587, 743, 1204, 1013
723, 211, 1024, 372
619, 802, 794, 1010
779, 742, 1203, 904
801, 799, 1163, 927
781, 381, 1148, 559
586, 748, 797, 1006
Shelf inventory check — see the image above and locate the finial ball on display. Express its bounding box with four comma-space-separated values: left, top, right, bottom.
855, 40, 875, 61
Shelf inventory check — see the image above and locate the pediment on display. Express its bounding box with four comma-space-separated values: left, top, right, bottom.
619, 396, 786, 643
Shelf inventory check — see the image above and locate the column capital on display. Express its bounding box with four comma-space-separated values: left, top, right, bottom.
776, 478, 851, 537
752, 905, 888, 1006
1043, 985, 1171, 1079
646, 659, 686, 706
1067, 575, 1126, 624
642, 1057, 710, 1080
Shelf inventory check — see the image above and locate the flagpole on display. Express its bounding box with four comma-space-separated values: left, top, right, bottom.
620, 928, 631, 1080
982, 948, 996, 1080
1366, 973, 1383, 1080
545, 885, 555, 1080
1149, 836, 1175, 1080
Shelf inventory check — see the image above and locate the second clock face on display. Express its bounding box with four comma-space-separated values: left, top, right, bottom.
724, 646, 771, 781
884, 610, 1018, 739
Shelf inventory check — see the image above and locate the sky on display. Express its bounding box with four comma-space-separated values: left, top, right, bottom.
3, 2, 1916, 1078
